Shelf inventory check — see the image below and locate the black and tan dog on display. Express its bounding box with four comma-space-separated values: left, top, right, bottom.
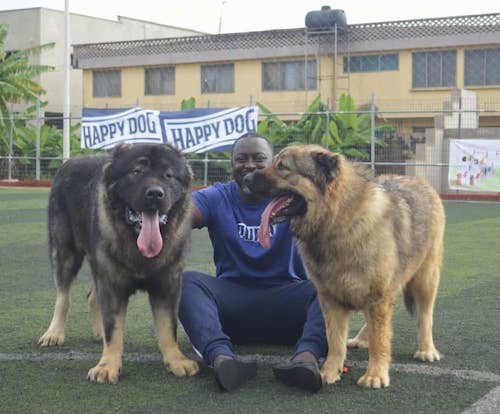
38, 143, 199, 384
246, 144, 444, 389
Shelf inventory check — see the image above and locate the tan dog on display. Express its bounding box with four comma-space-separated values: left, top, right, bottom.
247, 144, 444, 388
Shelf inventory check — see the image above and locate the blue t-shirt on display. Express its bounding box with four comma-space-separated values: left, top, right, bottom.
193, 181, 306, 284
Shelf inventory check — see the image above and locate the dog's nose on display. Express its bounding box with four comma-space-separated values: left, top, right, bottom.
243, 172, 254, 186
146, 185, 165, 200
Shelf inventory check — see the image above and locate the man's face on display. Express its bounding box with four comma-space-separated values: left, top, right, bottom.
232, 137, 273, 196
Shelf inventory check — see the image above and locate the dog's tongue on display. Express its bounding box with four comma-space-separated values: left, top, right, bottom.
258, 196, 290, 249
137, 210, 163, 258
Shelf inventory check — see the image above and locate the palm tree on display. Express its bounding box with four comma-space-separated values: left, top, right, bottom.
0, 24, 54, 152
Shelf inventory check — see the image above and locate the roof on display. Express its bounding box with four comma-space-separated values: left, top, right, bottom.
72, 13, 500, 69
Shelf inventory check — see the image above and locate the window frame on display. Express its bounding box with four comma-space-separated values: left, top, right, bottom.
92, 69, 122, 98
261, 59, 317, 92
343, 53, 399, 73
200, 63, 235, 94
411, 50, 457, 89
464, 47, 500, 87
144, 66, 176, 96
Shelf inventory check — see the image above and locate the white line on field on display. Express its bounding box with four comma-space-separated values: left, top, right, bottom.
460, 386, 500, 414
1, 351, 499, 383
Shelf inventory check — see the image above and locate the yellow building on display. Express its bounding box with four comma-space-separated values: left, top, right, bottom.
72, 11, 500, 138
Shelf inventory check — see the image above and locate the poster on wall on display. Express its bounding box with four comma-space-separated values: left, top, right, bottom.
81, 106, 258, 153
448, 139, 500, 192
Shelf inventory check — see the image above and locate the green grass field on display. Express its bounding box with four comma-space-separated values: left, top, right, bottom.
1, 187, 499, 414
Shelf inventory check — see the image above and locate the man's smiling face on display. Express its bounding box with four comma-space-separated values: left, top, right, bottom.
232, 136, 273, 201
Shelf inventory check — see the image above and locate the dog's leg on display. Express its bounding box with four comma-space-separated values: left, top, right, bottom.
38, 288, 71, 347
149, 294, 199, 377
87, 281, 102, 341
358, 299, 393, 388
347, 322, 369, 349
87, 292, 128, 384
318, 297, 351, 384
408, 259, 442, 362
39, 248, 83, 347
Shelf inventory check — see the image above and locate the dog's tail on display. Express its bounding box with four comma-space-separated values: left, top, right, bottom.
403, 287, 416, 316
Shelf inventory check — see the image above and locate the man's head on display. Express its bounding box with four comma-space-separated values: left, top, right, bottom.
231, 133, 273, 201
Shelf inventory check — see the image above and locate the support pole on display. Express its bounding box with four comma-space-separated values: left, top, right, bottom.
63, 0, 70, 161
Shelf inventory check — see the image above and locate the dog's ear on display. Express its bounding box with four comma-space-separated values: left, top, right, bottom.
103, 143, 132, 186
313, 151, 339, 184
110, 142, 132, 157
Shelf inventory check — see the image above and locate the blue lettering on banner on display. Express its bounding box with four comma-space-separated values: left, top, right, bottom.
185, 128, 197, 150
223, 110, 257, 136
128, 112, 157, 135
170, 128, 185, 150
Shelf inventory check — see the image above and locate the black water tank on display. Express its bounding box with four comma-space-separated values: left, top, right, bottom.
305, 6, 347, 32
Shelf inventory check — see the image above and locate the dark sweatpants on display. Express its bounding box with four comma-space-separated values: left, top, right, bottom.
179, 271, 327, 366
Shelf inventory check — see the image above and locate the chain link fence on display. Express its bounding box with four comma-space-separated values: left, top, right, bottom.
1, 98, 500, 196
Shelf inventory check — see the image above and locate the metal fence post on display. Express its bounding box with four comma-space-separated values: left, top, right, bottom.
325, 110, 330, 150
36, 100, 41, 180
203, 100, 210, 186
203, 152, 208, 187
370, 93, 376, 175
8, 103, 13, 180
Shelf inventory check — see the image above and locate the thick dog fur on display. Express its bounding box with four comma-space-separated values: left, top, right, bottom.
38, 143, 199, 384
248, 144, 445, 389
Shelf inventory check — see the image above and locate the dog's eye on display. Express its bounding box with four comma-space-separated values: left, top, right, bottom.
276, 161, 286, 171
132, 168, 142, 175
164, 171, 173, 179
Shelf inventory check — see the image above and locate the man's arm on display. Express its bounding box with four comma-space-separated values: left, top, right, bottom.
191, 204, 204, 229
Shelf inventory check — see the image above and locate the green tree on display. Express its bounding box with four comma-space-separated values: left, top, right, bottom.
13, 121, 83, 178
0, 24, 54, 152
257, 94, 389, 160
256, 95, 329, 151
8, 102, 90, 178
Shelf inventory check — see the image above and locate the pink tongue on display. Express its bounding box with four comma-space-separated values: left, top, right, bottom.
137, 210, 163, 258
258, 196, 291, 249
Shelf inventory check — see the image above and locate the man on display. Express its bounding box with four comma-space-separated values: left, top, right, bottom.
179, 133, 327, 392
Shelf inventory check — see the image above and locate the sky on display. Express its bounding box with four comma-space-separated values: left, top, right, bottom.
0, 0, 498, 34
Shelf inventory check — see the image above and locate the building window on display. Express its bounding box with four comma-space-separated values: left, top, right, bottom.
145, 66, 175, 95
343, 54, 398, 72
262, 60, 317, 91
201, 64, 234, 93
93, 70, 121, 97
464, 48, 500, 87
412, 50, 456, 88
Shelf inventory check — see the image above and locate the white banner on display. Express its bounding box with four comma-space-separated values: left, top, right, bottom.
164, 107, 258, 153
81, 107, 163, 149
81, 106, 258, 153
448, 139, 500, 192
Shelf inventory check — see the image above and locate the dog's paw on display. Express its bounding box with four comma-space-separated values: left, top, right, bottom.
347, 337, 369, 349
38, 330, 65, 347
167, 358, 200, 377
357, 372, 390, 388
414, 348, 442, 362
320, 367, 342, 385
92, 332, 102, 342
87, 363, 121, 384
